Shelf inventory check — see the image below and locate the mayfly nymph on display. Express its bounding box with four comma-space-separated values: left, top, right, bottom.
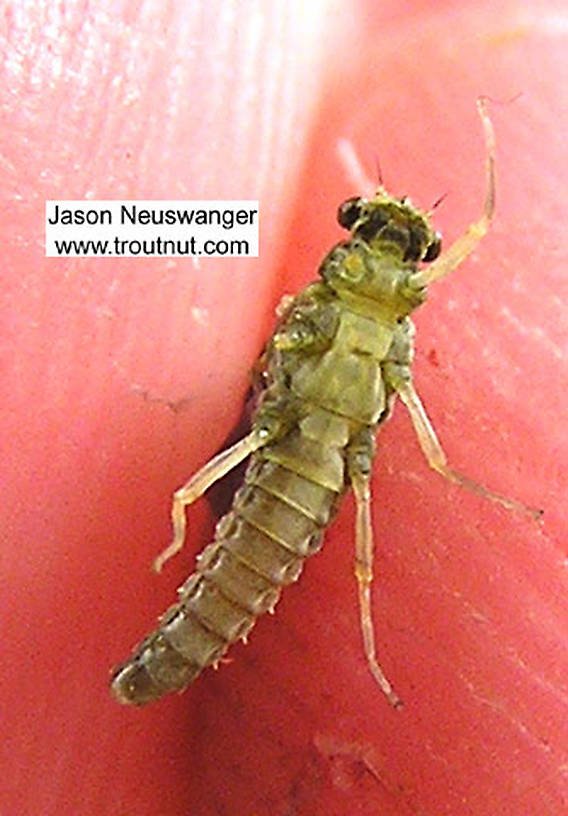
111, 100, 540, 707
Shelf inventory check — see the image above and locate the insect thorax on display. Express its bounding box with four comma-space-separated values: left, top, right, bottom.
321, 190, 443, 321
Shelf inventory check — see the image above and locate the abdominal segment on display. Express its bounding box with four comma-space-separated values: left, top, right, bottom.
110, 444, 342, 705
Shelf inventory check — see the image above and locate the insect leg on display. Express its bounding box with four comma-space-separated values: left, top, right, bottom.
348, 432, 402, 708
396, 378, 542, 519
336, 137, 377, 198
153, 430, 267, 573
411, 97, 495, 287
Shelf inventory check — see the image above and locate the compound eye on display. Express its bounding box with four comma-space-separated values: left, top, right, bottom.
337, 197, 363, 229
423, 233, 442, 262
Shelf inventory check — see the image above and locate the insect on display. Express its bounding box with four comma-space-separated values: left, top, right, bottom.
110, 99, 540, 707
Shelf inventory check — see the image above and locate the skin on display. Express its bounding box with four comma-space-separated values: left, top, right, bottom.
1, 2, 565, 815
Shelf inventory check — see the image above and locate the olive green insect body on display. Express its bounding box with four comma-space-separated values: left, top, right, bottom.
111, 101, 538, 707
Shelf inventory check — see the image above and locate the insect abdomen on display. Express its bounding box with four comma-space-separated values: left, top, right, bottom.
111, 439, 341, 705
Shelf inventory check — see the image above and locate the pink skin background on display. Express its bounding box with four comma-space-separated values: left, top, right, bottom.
1, 2, 567, 814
